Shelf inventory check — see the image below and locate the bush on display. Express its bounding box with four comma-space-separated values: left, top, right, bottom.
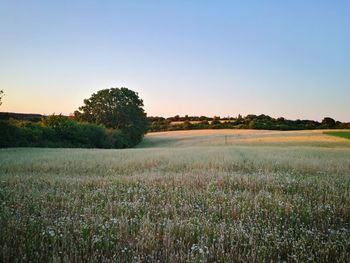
0, 121, 21, 147
78, 123, 107, 148
105, 129, 129, 148
0, 115, 141, 149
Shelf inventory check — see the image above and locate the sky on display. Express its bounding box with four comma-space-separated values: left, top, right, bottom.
0, 0, 349, 121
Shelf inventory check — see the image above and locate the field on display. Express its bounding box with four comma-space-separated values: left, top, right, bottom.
1, 129, 350, 262
324, 131, 350, 140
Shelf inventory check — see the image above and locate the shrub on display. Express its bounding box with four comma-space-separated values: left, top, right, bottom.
0, 121, 21, 147
0, 115, 142, 149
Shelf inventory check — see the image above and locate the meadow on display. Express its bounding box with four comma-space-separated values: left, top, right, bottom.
324, 131, 350, 140
1, 129, 350, 262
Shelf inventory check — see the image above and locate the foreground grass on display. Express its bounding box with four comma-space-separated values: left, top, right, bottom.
1, 130, 350, 262
324, 131, 350, 140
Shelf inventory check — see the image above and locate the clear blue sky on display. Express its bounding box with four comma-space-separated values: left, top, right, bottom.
1, 0, 349, 121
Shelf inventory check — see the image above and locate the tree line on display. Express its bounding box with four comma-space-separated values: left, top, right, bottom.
148, 114, 350, 132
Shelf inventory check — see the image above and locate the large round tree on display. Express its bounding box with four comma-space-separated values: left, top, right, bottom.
74, 87, 148, 145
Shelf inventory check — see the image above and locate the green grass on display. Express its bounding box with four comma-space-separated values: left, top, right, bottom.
324, 131, 350, 140
1, 130, 350, 262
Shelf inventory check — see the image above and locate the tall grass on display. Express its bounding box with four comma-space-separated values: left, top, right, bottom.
1, 130, 350, 262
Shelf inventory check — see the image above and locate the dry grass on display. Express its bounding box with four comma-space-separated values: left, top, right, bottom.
1, 129, 350, 262
140, 129, 350, 148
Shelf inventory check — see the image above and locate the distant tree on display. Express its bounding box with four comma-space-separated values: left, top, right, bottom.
211, 119, 221, 125
246, 114, 257, 120
42, 114, 71, 130
74, 87, 148, 145
248, 120, 257, 129
321, 117, 336, 128
183, 120, 192, 129
0, 90, 4, 106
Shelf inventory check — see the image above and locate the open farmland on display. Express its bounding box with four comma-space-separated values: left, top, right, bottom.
324, 131, 350, 140
1, 130, 350, 262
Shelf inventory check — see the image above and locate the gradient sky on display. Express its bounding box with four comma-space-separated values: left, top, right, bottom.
1, 0, 349, 121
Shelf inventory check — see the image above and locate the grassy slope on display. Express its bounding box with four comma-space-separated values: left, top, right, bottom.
1, 130, 350, 262
324, 131, 350, 140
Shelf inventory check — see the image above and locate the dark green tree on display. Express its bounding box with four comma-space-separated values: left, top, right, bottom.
321, 117, 336, 128
74, 87, 147, 145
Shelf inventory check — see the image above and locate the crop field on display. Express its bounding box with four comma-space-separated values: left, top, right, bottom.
1, 129, 350, 262
324, 131, 350, 140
